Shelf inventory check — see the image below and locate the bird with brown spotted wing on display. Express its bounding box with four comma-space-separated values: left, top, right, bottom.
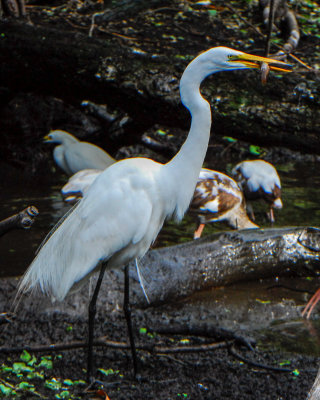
190, 169, 258, 239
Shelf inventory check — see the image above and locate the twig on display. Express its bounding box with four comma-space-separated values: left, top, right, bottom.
225, 1, 313, 71
97, 26, 140, 41
156, 341, 230, 354
229, 346, 294, 373
65, 18, 88, 30
288, 53, 313, 71
0, 337, 230, 355
225, 2, 263, 38
0, 206, 39, 237
267, 284, 314, 294
151, 324, 255, 351
265, 0, 275, 56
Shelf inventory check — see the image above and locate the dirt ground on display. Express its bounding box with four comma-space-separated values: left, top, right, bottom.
0, 268, 319, 400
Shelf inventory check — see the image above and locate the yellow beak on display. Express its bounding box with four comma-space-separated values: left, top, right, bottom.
229, 53, 292, 73
43, 135, 52, 142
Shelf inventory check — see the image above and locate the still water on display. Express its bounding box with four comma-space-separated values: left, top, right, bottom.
1, 160, 320, 355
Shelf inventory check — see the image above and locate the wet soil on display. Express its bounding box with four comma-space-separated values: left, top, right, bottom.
1, 268, 319, 399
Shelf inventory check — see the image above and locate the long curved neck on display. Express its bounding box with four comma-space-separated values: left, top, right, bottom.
163, 57, 213, 219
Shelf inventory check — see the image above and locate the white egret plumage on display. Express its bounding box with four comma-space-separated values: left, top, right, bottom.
44, 130, 115, 175
232, 159, 282, 223
18, 47, 291, 380
61, 168, 102, 202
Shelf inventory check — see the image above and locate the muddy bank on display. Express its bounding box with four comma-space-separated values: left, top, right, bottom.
0, 267, 319, 399
1, 227, 320, 398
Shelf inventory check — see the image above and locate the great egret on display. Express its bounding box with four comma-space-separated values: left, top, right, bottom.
190, 169, 258, 239
18, 47, 291, 381
44, 130, 115, 175
232, 159, 282, 223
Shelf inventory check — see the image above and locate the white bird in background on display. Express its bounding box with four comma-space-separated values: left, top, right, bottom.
44, 130, 115, 175
190, 169, 258, 239
18, 47, 291, 381
232, 159, 282, 223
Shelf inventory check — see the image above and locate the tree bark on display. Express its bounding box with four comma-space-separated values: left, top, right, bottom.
131, 227, 320, 307
0, 206, 39, 237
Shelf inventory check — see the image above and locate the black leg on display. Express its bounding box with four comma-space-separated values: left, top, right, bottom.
87, 262, 107, 383
123, 264, 138, 377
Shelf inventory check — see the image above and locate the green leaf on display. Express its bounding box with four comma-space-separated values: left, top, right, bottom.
223, 136, 237, 143
45, 378, 61, 390
180, 339, 190, 344
249, 145, 263, 155
27, 355, 38, 366
73, 380, 86, 386
279, 360, 291, 366
27, 371, 45, 380
139, 327, 147, 334
18, 381, 35, 390
63, 379, 74, 386
1, 365, 12, 372
60, 390, 70, 399
292, 369, 300, 376
12, 362, 34, 373
38, 356, 53, 370
20, 350, 32, 363
98, 368, 119, 377
208, 9, 217, 16
0, 383, 13, 395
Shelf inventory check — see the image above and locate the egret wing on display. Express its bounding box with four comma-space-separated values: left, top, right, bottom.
19, 160, 157, 301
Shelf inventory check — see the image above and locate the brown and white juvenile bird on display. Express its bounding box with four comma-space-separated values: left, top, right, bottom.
232, 159, 282, 223
190, 169, 258, 239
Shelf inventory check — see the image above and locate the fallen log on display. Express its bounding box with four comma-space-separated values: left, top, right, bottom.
0, 206, 39, 237
131, 226, 320, 307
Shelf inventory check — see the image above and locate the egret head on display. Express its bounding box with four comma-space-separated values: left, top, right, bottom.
44, 130, 79, 145
203, 46, 292, 73
180, 46, 291, 106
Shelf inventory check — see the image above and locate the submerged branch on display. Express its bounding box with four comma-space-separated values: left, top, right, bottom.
0, 206, 39, 237
130, 227, 320, 307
